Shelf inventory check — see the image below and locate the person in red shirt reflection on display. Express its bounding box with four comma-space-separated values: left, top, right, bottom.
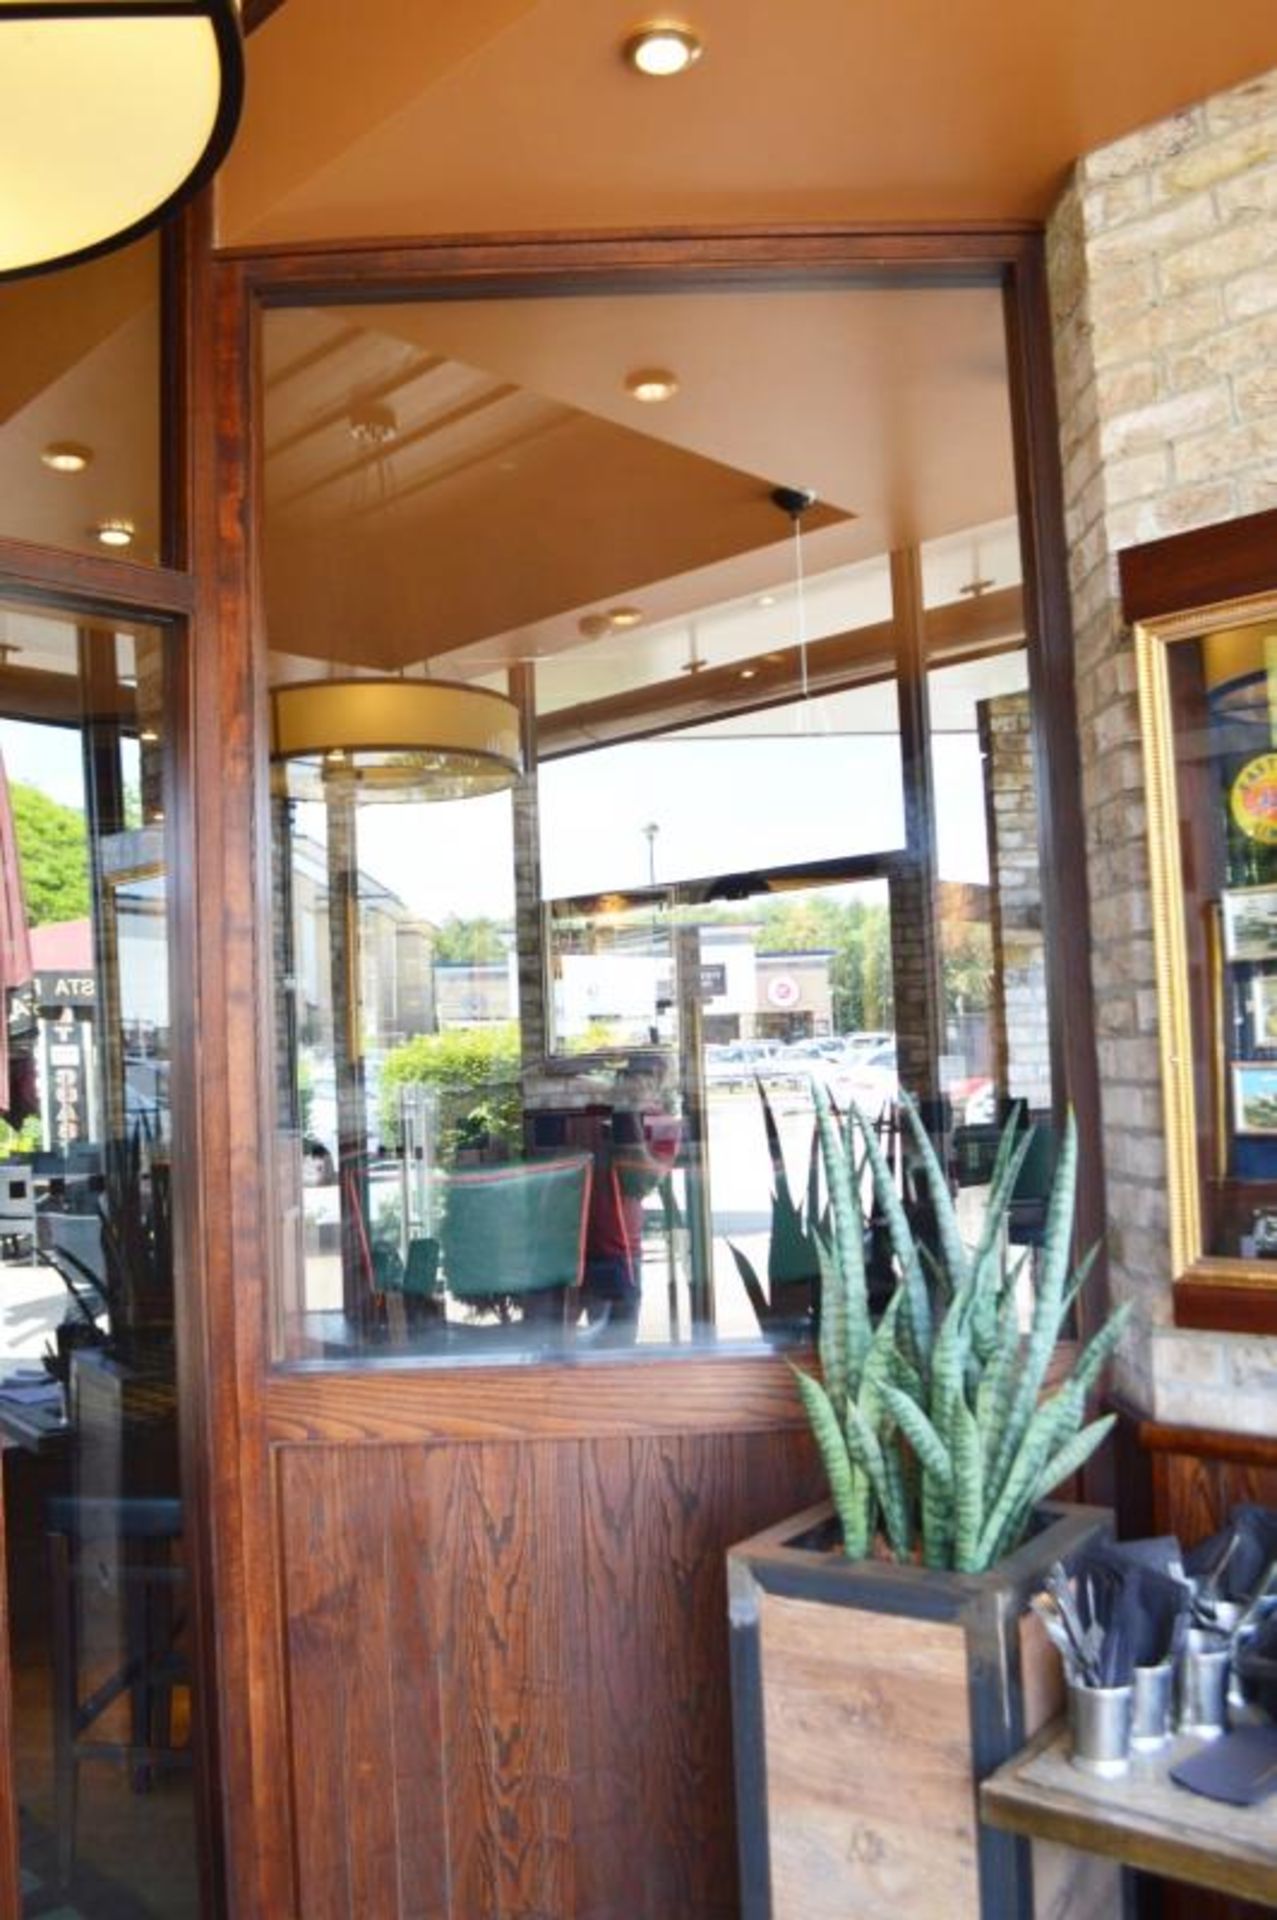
582, 1053, 680, 1331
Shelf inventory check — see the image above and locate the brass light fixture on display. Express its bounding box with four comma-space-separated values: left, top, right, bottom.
270, 678, 524, 806
0, 0, 244, 281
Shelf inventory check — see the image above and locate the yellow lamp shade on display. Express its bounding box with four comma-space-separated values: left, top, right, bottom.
0, 1, 244, 280
270, 679, 524, 805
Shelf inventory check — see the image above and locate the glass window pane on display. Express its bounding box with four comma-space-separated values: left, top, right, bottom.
0, 238, 161, 564
1163, 618, 1277, 1262
261, 278, 1049, 1365
0, 602, 196, 1914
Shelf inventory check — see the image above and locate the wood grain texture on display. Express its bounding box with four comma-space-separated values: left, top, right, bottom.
1142, 1421, 1277, 1920
276, 1429, 822, 1919
759, 1591, 978, 1920
264, 1354, 813, 1444
983, 1722, 1277, 1908
1120, 508, 1277, 625
1173, 1276, 1277, 1336
0, 533, 193, 620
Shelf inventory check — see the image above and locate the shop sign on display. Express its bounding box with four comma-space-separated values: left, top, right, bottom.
42, 1007, 90, 1150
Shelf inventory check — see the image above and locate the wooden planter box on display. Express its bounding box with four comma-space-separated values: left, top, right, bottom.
728, 1499, 1118, 1920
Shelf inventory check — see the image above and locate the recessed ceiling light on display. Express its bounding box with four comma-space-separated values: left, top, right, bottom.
623, 23, 703, 77
607, 606, 644, 629
625, 368, 680, 404
95, 520, 134, 549
42, 442, 92, 474
757, 593, 776, 608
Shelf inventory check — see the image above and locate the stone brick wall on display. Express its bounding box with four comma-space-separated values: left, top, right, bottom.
1047, 66, 1277, 1430
977, 692, 1051, 1112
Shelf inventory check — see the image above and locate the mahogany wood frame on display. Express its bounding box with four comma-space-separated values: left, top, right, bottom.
0, 219, 1098, 1920
182, 221, 1104, 1914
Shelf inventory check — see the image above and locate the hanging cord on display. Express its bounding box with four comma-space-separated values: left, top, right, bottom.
769, 485, 817, 731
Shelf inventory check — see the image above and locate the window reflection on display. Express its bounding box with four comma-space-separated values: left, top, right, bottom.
262, 286, 1059, 1366
0, 606, 194, 1916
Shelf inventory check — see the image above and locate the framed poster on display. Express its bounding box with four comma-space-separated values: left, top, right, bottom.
1232, 1061, 1277, 1136
1222, 885, 1277, 963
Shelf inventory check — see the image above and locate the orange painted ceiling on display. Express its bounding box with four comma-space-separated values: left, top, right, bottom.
223, 0, 1277, 244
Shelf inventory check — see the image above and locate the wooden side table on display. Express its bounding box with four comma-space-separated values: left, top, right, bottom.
981, 1719, 1277, 1911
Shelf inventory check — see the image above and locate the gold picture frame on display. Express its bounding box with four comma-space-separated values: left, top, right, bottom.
1136, 588, 1277, 1299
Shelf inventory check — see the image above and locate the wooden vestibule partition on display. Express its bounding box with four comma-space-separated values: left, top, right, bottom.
0, 216, 1100, 1917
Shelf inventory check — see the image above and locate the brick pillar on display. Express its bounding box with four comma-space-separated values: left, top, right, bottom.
978, 692, 1050, 1111
1047, 64, 1277, 1422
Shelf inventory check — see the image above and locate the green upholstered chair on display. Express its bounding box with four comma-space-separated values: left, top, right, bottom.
440, 1153, 593, 1321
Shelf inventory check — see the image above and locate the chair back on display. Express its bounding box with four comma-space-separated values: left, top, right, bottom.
441, 1154, 592, 1299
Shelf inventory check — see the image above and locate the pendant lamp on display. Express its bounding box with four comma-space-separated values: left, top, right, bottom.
270, 678, 524, 805
0, 1, 244, 281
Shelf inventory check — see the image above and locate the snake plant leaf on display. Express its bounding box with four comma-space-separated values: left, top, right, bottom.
900, 1092, 971, 1291
969, 1114, 1034, 1280
951, 1393, 984, 1573
980, 1380, 1086, 1567
857, 1290, 905, 1433
989, 1113, 1080, 1495
881, 1384, 953, 1491
844, 1400, 908, 1559
853, 1103, 932, 1379
1071, 1299, 1133, 1396
815, 1231, 849, 1420
727, 1243, 770, 1328
1039, 1110, 1079, 1313
921, 1469, 954, 1570
792, 1366, 870, 1558
976, 1284, 1024, 1475
813, 1083, 870, 1391
1038, 1413, 1117, 1497
880, 1431, 914, 1560
929, 1295, 969, 1446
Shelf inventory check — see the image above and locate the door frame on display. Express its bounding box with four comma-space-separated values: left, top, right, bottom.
0, 218, 1095, 1918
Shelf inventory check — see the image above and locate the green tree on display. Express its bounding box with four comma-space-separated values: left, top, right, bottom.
11, 783, 90, 926
431, 916, 509, 964
379, 1022, 522, 1159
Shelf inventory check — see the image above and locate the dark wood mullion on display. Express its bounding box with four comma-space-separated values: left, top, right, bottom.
0, 535, 192, 622
890, 544, 946, 1100
1002, 245, 1109, 1351
170, 204, 296, 1917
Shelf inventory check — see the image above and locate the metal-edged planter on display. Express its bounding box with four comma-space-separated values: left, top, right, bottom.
728, 1497, 1116, 1920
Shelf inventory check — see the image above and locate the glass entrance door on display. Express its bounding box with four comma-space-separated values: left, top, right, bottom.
0, 599, 198, 1917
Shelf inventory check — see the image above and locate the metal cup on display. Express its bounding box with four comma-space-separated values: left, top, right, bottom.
1176, 1628, 1231, 1739
1130, 1660, 1174, 1751
1068, 1680, 1132, 1778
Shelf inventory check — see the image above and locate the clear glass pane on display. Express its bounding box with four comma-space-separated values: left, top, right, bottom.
1164, 617, 1277, 1261
0, 603, 195, 1914
261, 278, 1041, 1364
0, 238, 162, 564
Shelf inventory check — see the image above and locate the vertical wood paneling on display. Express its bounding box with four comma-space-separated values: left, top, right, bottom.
277, 1428, 819, 1920
385, 1447, 453, 1920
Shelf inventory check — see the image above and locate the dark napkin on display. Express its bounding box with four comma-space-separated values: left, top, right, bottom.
1186, 1507, 1277, 1604
1074, 1543, 1192, 1682
1171, 1725, 1277, 1806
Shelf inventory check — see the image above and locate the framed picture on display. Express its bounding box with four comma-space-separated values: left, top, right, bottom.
1254, 971, 1277, 1049
1222, 886, 1277, 963
1232, 1061, 1277, 1136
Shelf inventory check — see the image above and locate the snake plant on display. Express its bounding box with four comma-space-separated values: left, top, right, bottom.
794, 1088, 1128, 1572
